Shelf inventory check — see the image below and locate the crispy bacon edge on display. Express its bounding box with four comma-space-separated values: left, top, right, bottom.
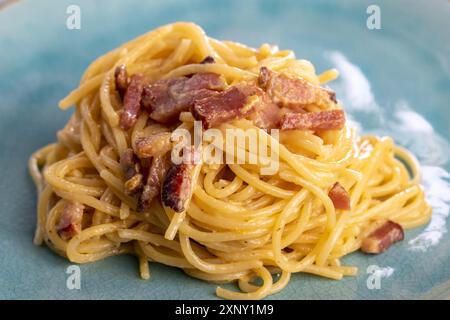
161, 148, 200, 213
137, 154, 171, 212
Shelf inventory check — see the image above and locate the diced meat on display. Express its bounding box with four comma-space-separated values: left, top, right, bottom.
135, 132, 173, 159
281, 109, 345, 131
246, 101, 280, 130
328, 182, 350, 210
161, 164, 192, 212
57, 201, 84, 240
192, 83, 283, 130
141, 78, 180, 121
200, 56, 215, 64
120, 148, 140, 180
120, 74, 146, 130
146, 87, 218, 123
120, 148, 144, 194
141, 73, 226, 124
192, 85, 260, 129
181, 72, 225, 92
137, 154, 171, 212
258, 67, 336, 111
114, 65, 129, 99
244, 88, 281, 130
361, 220, 404, 254
161, 147, 199, 213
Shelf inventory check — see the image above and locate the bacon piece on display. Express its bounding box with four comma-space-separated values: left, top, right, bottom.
328, 182, 350, 210
182, 72, 225, 91
57, 201, 84, 240
137, 154, 171, 212
120, 148, 143, 194
161, 164, 192, 212
120, 148, 140, 180
259, 67, 336, 111
192, 85, 261, 129
231, 84, 282, 129
161, 148, 199, 213
244, 88, 281, 130
114, 65, 129, 99
135, 132, 173, 159
361, 220, 404, 254
200, 56, 215, 64
192, 83, 281, 130
141, 73, 226, 124
281, 109, 345, 131
120, 74, 146, 130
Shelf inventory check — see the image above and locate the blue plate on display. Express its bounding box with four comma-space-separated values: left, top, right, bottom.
0, 0, 449, 299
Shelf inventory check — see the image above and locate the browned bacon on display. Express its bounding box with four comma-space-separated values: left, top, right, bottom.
361, 220, 405, 254
161, 163, 192, 212
161, 148, 199, 213
114, 65, 129, 99
258, 67, 336, 111
57, 201, 84, 240
120, 148, 140, 180
137, 154, 171, 212
120, 148, 143, 194
328, 182, 351, 210
183, 72, 225, 91
135, 132, 173, 159
281, 109, 345, 131
245, 88, 281, 130
120, 74, 146, 130
192, 85, 261, 129
141, 73, 226, 124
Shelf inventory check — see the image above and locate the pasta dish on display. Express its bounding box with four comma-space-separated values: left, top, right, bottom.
29, 22, 431, 299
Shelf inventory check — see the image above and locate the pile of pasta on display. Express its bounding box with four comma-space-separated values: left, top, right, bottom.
29, 22, 431, 299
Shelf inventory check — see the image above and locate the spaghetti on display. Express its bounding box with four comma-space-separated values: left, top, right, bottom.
29, 22, 431, 299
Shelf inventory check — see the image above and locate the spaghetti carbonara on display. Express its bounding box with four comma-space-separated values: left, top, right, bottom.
29, 22, 431, 299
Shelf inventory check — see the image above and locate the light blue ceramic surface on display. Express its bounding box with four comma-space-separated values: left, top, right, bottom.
0, 0, 449, 300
